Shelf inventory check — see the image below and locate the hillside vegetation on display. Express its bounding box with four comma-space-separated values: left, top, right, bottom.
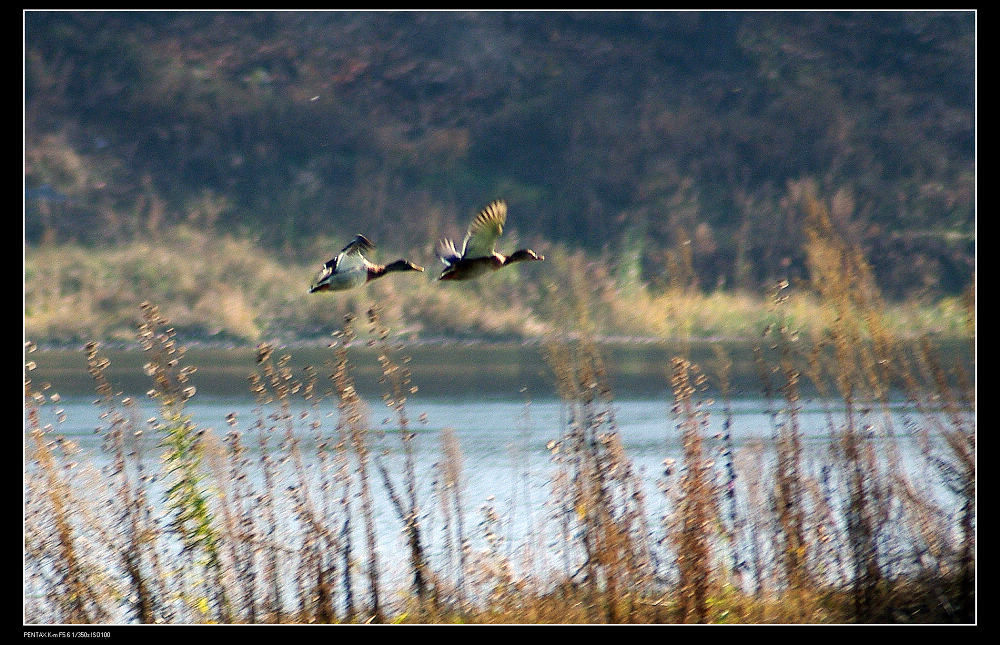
26, 11, 974, 320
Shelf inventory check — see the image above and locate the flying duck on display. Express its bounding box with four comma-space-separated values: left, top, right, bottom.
309, 234, 423, 293
436, 199, 544, 281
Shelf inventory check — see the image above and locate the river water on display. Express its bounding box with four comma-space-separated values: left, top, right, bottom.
24, 341, 973, 620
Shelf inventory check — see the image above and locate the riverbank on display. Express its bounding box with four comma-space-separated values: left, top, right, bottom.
24, 227, 974, 348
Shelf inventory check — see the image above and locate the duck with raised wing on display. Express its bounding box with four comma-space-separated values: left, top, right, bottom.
309, 234, 423, 293
436, 199, 544, 281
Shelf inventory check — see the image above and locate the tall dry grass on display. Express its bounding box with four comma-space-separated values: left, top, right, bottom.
24, 194, 974, 624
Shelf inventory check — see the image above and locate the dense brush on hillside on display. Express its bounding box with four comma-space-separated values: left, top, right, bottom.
25, 11, 975, 300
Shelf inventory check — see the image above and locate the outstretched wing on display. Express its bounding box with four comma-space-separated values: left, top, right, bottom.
461, 199, 506, 259
324, 234, 375, 271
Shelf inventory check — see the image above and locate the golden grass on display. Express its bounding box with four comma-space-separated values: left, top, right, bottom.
25, 225, 971, 346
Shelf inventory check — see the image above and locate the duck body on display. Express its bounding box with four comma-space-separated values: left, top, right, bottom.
309, 234, 423, 293
436, 200, 544, 281
308, 265, 370, 292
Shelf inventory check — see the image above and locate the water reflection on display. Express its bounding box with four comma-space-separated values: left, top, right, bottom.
25, 338, 974, 400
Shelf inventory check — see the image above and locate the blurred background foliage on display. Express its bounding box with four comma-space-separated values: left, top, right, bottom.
24, 11, 975, 342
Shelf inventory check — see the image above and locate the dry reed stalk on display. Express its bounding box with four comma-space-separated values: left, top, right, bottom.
25, 429, 96, 622
252, 343, 343, 622
366, 305, 432, 611
298, 365, 341, 623
85, 341, 169, 623
668, 357, 716, 623
801, 195, 908, 620
136, 304, 230, 621
307, 360, 357, 623
542, 332, 653, 622
436, 426, 468, 608
217, 419, 262, 622
911, 340, 975, 620
254, 360, 291, 621
755, 281, 811, 615
329, 313, 384, 623
246, 354, 346, 623
711, 344, 753, 599
26, 342, 120, 623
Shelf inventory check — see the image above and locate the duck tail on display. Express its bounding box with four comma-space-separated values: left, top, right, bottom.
435, 238, 461, 265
